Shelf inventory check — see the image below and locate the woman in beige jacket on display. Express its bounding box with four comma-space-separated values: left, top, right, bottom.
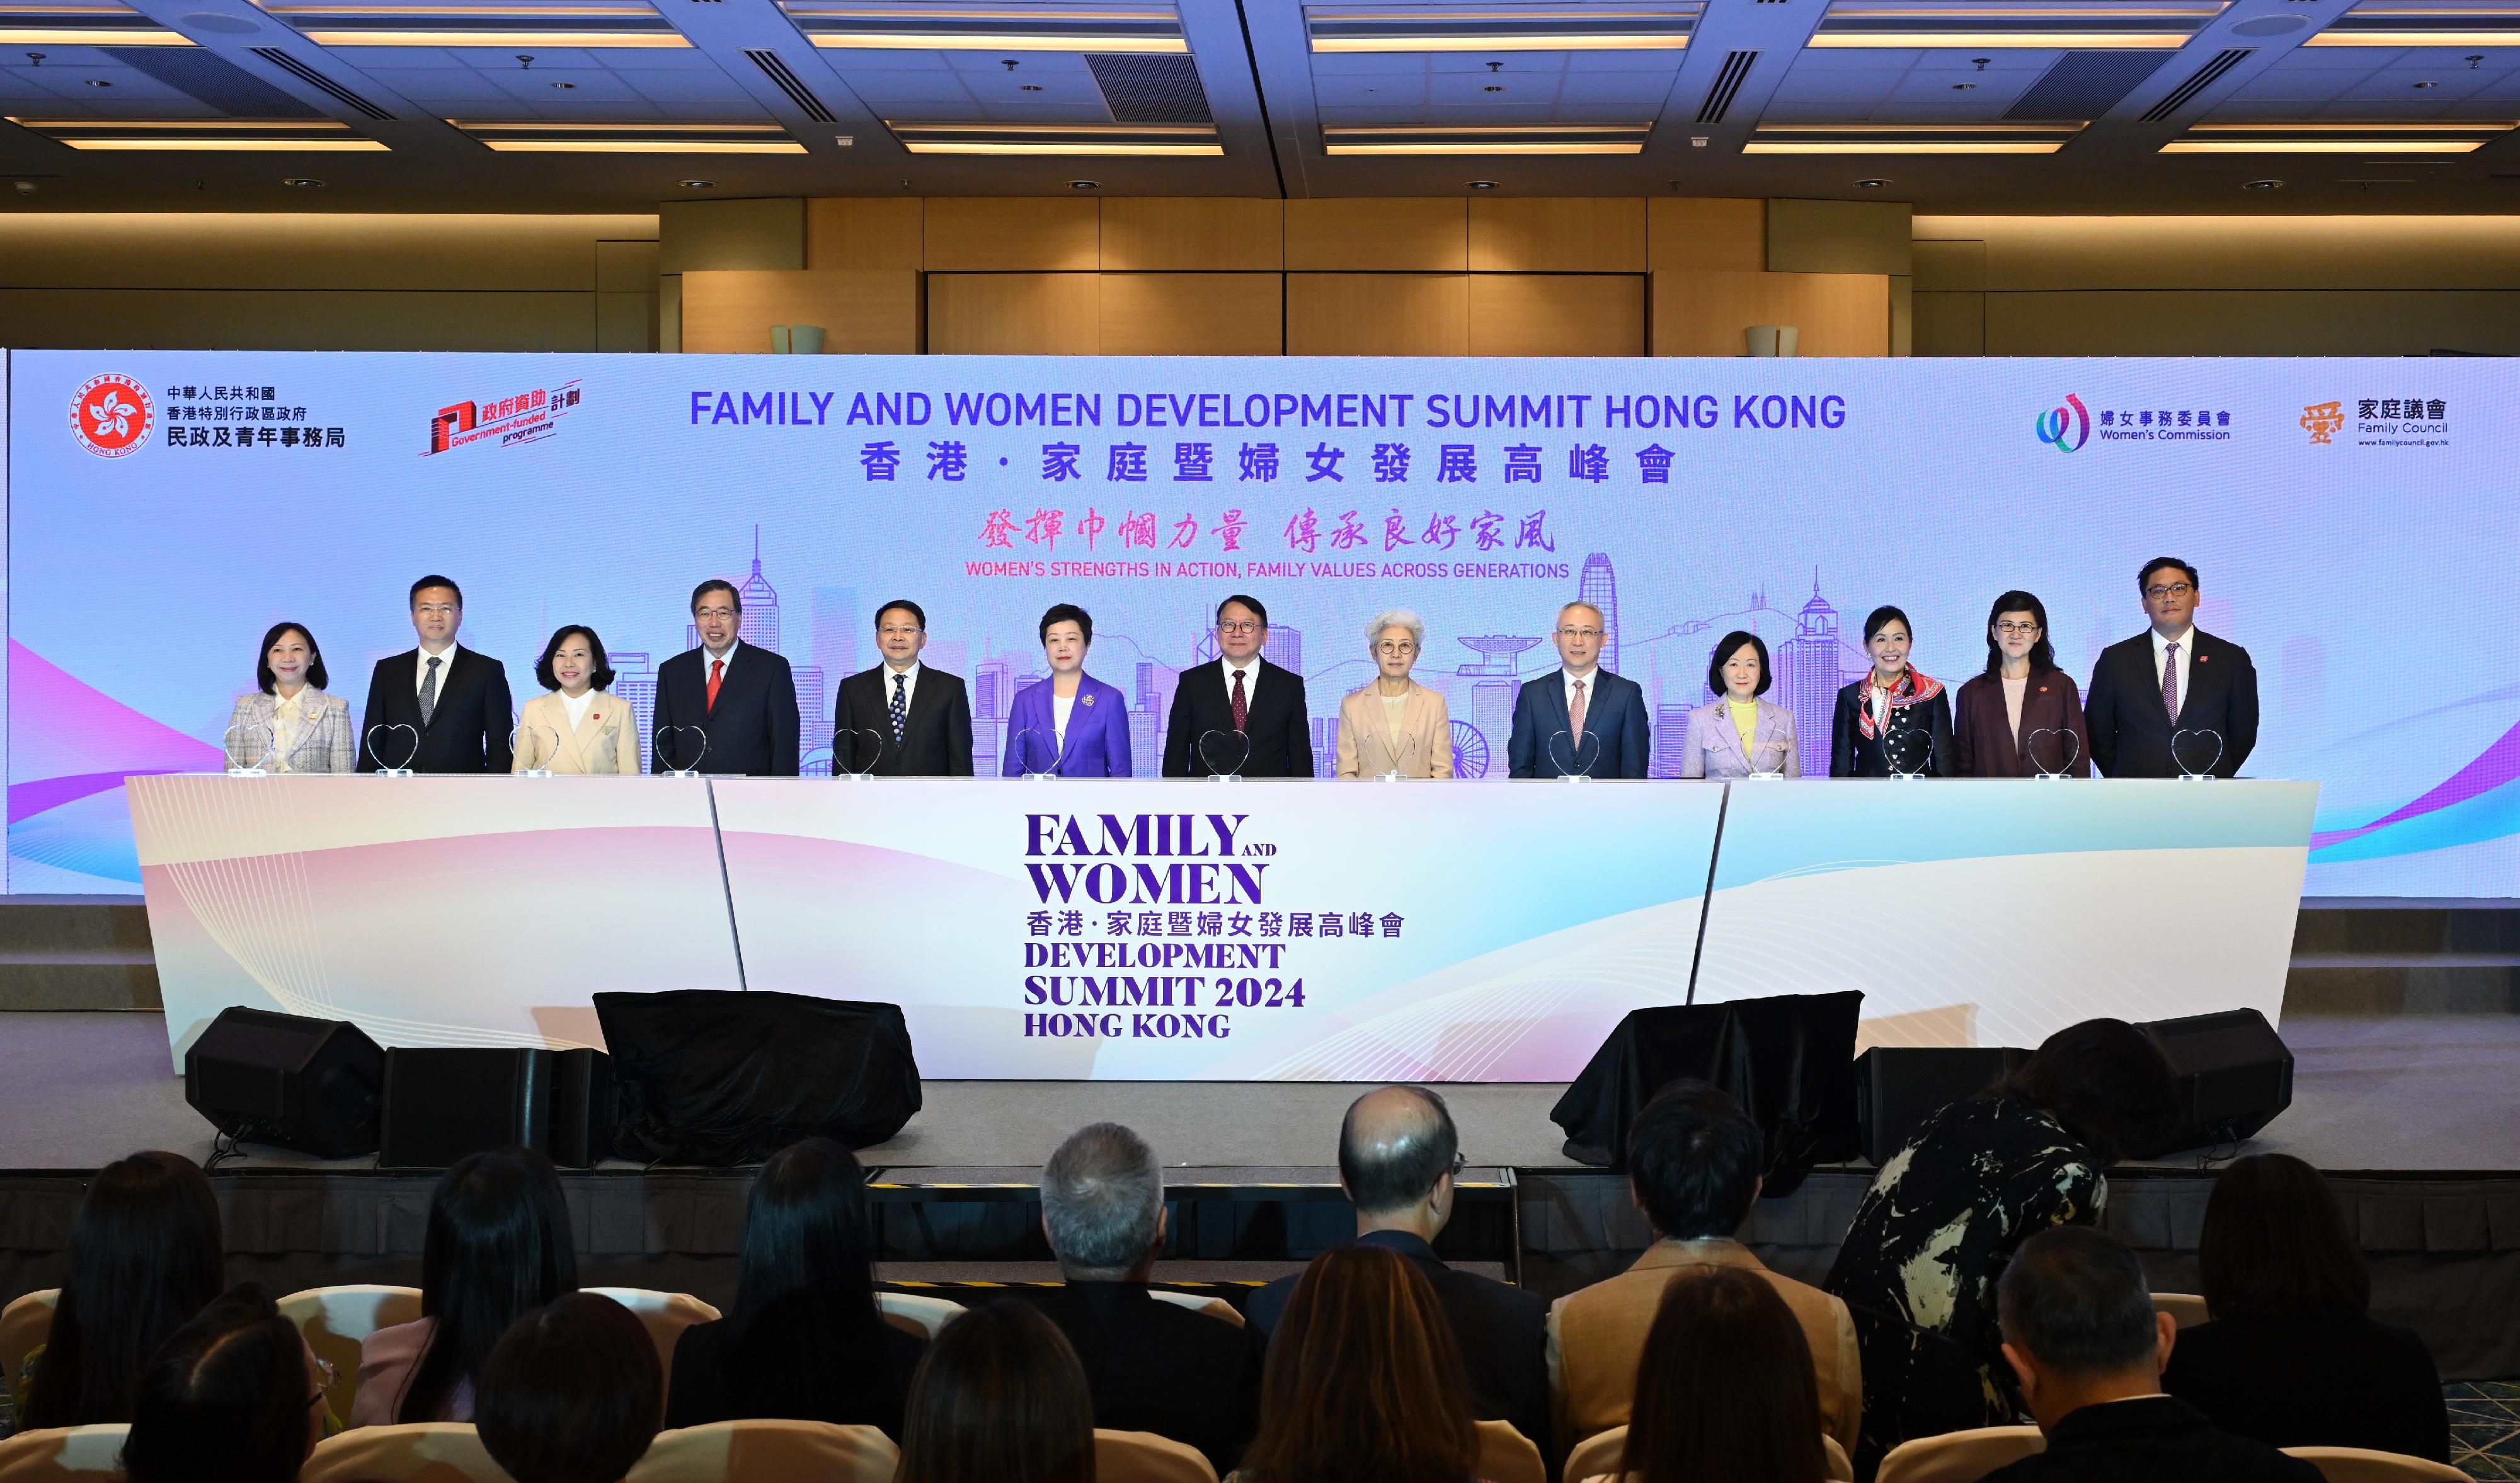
1335, 608, 1454, 779
512, 626, 640, 775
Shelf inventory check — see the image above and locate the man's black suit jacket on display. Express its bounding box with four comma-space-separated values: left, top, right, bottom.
650, 643, 800, 776
1981, 1395, 2322, 1483
1034, 1282, 1264, 1473
834, 664, 974, 777
357, 646, 513, 773
1246, 1230, 1550, 1458
1161, 658, 1312, 777
2084, 627, 2258, 778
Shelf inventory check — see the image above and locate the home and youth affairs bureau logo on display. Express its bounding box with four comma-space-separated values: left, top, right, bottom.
70, 373, 153, 457
2301, 395, 2449, 449
2037, 392, 2232, 451
427, 379, 583, 455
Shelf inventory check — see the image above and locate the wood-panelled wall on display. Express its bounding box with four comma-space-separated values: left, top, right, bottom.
675, 196, 1899, 358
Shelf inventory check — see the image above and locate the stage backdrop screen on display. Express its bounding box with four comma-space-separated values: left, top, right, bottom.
7, 349, 2514, 898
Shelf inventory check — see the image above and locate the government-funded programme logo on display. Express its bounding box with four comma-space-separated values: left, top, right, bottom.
2301, 401, 2345, 445
69, 373, 154, 457
425, 379, 583, 456
2034, 393, 2090, 453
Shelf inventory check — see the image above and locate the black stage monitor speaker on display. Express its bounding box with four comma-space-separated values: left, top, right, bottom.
2135, 1009, 2293, 1158
379, 1047, 618, 1169
1853, 1046, 2029, 1167
184, 1006, 385, 1159
550, 1048, 617, 1169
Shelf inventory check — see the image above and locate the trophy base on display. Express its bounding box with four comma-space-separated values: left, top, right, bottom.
518, 767, 553, 778
1746, 770, 1785, 782
1209, 773, 1243, 782
2034, 772, 2070, 782
662, 768, 702, 779
1372, 771, 1406, 783
224, 767, 268, 778
1558, 773, 1592, 784
1888, 772, 1924, 782
832, 772, 874, 782
1022, 772, 1058, 782
2179, 774, 2219, 782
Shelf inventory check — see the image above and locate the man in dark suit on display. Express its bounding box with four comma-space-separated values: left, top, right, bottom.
1033, 1122, 1264, 1473
650, 578, 799, 776
1162, 594, 1312, 777
833, 599, 973, 776
1247, 1087, 1551, 1460
2085, 557, 2259, 778
1983, 1225, 2322, 1483
357, 574, 513, 773
1507, 601, 1647, 778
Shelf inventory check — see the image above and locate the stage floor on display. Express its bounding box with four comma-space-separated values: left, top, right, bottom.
3, 1011, 2515, 1174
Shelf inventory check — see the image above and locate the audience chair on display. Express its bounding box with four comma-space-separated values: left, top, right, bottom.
1876, 1425, 2046, 1483
0, 1424, 127, 1482
1475, 1419, 1545, 1483
626, 1419, 899, 1483
1561, 1427, 1852, 1483
1093, 1428, 1218, 1483
277, 1283, 423, 1421
301, 1422, 514, 1483
581, 1286, 721, 1394
2153, 1292, 2211, 1330
2283, 1446, 2471, 1483
876, 1291, 967, 1338
1146, 1289, 1246, 1327
0, 1289, 59, 1385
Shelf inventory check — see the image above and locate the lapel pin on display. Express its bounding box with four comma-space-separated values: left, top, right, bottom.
2038, 686, 2049, 694
2199, 654, 2209, 663
1082, 694, 1095, 706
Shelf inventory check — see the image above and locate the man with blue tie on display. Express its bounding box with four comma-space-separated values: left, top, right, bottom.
649, 578, 800, 776
833, 599, 975, 776
1507, 600, 1648, 779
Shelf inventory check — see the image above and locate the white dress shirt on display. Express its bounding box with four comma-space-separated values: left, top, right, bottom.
700, 639, 740, 681
270, 689, 306, 771
1561, 667, 1601, 733
2150, 625, 2195, 711
415, 643, 458, 696
1221, 656, 1261, 707
560, 689, 597, 731
880, 660, 922, 719
1053, 689, 1077, 750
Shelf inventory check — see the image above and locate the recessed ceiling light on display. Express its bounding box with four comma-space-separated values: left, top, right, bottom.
84, 78, 110, 86
1855, 176, 1889, 187
2412, 79, 2437, 88
1467, 180, 1499, 188
281, 176, 323, 187
1950, 82, 1974, 89
550, 80, 573, 88
1020, 83, 1041, 91
1068, 178, 1099, 188
2241, 178, 2283, 189
679, 178, 713, 188
1482, 84, 1503, 91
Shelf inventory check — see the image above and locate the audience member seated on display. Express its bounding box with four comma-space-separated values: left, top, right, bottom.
895, 1298, 1096, 1483
1249, 1085, 1550, 1457
122, 1283, 325, 1483
1232, 1243, 1482, 1483
474, 1292, 662, 1483
15, 1149, 225, 1433
2162, 1154, 2449, 1462
1033, 1121, 1263, 1470
665, 1137, 927, 1439
1595, 1265, 1831, 1483
355, 1147, 578, 1427
1979, 1225, 2321, 1483
1550, 1080, 1858, 1458
1824, 1019, 2178, 1469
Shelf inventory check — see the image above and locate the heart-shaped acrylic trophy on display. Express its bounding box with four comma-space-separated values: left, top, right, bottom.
831, 726, 886, 781
1362, 729, 1418, 782
1748, 738, 1791, 781
2027, 727, 2082, 781
508, 724, 559, 777
1546, 729, 1603, 782
1198, 730, 1251, 782
1013, 728, 1062, 781
365, 723, 419, 776
1884, 723, 1933, 781
654, 724, 711, 777
2172, 727, 2225, 782
222, 721, 275, 777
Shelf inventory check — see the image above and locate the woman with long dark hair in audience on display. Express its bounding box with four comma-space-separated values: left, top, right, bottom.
1232, 1243, 1482, 1483
121, 1283, 325, 1483
354, 1146, 577, 1426
1611, 1267, 1829, 1483
1823, 1018, 2179, 1471
666, 1137, 927, 1437
15, 1149, 224, 1431
895, 1299, 1096, 1483
475, 1293, 665, 1483
2163, 1154, 2449, 1461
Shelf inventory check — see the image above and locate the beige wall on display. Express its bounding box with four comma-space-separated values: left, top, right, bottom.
0, 214, 659, 352
1915, 215, 2520, 357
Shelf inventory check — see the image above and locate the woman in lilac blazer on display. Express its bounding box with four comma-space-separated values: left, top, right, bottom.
1681, 630, 1802, 778
1001, 603, 1133, 777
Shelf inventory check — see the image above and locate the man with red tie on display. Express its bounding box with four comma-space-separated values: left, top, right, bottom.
649, 578, 800, 776
1161, 594, 1313, 777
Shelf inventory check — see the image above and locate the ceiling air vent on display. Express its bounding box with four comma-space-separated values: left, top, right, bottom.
1087, 52, 1211, 125
2140, 47, 2253, 120
105, 44, 320, 116
1696, 50, 1758, 122
248, 47, 392, 119
2004, 50, 2167, 119
745, 49, 835, 122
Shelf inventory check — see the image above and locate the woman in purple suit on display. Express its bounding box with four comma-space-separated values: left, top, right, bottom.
1001, 604, 1133, 777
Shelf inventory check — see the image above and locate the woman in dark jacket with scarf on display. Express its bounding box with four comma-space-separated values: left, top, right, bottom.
1831, 605, 1956, 777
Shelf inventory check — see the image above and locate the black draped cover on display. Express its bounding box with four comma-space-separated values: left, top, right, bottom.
594, 990, 922, 1164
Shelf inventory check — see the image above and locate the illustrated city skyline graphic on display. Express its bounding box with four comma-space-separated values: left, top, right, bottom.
628, 532, 1870, 777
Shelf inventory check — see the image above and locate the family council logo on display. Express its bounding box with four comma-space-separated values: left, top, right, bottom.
2034, 393, 2090, 453
2303, 394, 2449, 449
69, 373, 154, 457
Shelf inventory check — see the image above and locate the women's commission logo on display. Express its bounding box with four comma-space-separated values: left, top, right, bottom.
2034, 392, 2090, 453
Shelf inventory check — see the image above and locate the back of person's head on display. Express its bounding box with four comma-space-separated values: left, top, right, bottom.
24, 1149, 224, 1429
1997, 1225, 2160, 1377
403, 1146, 576, 1423
1625, 1080, 1762, 1241
1997, 1018, 2179, 1162
896, 1299, 1095, 1483
1337, 1085, 1458, 1220
1040, 1123, 1163, 1281
1242, 1243, 1479, 1483
728, 1137, 883, 1400
475, 1293, 662, 1483
122, 1283, 314, 1483
2198, 1153, 2369, 1322
1624, 1266, 1827, 1483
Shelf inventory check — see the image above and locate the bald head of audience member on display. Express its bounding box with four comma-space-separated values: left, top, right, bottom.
1337, 1086, 1460, 1242
1040, 1121, 1168, 1284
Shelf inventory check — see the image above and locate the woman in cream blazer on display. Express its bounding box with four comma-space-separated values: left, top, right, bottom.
1335, 609, 1455, 779
228, 622, 354, 772
513, 626, 640, 776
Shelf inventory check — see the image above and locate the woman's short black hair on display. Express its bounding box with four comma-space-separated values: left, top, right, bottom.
1707, 631, 1772, 699
1862, 605, 1913, 645
21, 1149, 225, 1431
535, 626, 617, 694
1996, 1018, 2179, 1163
253, 623, 328, 696
1038, 604, 1094, 649
476, 1293, 663, 1483
401, 1147, 578, 1425
1982, 590, 2058, 680
120, 1283, 310, 1483
2197, 1154, 2369, 1322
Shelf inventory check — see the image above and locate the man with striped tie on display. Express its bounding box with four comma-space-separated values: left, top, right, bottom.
2085, 557, 2259, 779
834, 598, 975, 777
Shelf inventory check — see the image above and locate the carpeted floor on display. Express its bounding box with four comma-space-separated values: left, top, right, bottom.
2449, 1383, 2520, 1479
